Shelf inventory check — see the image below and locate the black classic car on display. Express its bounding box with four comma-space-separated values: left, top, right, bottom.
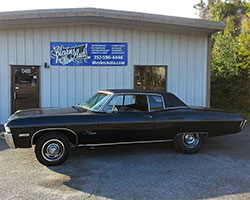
4, 89, 247, 166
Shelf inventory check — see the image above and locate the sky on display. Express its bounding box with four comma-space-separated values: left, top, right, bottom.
0, 0, 200, 19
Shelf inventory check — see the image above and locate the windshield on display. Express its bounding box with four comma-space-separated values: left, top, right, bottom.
79, 92, 112, 111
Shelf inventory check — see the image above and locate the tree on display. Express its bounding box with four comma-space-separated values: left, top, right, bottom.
194, 0, 250, 109
235, 3, 250, 76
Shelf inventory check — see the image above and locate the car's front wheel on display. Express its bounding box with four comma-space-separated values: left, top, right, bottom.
174, 132, 205, 154
35, 133, 70, 166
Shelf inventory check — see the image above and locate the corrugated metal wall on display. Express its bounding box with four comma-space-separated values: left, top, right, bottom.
0, 25, 208, 124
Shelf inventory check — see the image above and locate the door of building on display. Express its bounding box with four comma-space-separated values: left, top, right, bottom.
11, 65, 40, 113
134, 66, 167, 91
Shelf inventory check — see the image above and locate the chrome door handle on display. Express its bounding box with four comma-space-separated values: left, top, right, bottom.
14, 92, 17, 99
144, 115, 152, 119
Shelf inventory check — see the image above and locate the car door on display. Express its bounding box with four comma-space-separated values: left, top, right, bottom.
97, 94, 155, 143
146, 94, 175, 140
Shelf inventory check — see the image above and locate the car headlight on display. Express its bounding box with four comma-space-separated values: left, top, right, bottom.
4, 124, 11, 133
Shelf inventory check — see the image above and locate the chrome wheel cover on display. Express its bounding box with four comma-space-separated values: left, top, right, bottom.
41, 139, 65, 162
182, 133, 200, 149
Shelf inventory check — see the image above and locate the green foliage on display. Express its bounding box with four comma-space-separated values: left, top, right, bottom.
235, 3, 250, 74
195, 0, 250, 110
211, 17, 239, 77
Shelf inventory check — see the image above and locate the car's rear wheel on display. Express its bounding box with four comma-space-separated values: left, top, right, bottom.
174, 132, 205, 154
35, 133, 70, 166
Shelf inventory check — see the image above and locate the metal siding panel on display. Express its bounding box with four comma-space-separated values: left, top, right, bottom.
67, 26, 76, 106
58, 27, 67, 107
50, 28, 60, 107
186, 35, 196, 105
139, 30, 148, 65
41, 29, 51, 107
25, 29, 34, 65
132, 29, 140, 89
83, 25, 92, 99
75, 26, 84, 104
156, 32, 164, 65
196, 36, 203, 106
0, 31, 9, 123
16, 29, 25, 64
164, 33, 172, 92
115, 28, 124, 89
203, 37, 208, 107
195, 36, 208, 107
33, 28, 43, 110
148, 31, 156, 65
7, 30, 17, 120
34, 29, 42, 65
170, 34, 180, 95
107, 27, 116, 89
124, 29, 132, 89
99, 26, 108, 90
8, 30, 17, 65
91, 26, 100, 94
179, 34, 188, 103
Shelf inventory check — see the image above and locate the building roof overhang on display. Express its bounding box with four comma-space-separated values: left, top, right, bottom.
0, 8, 225, 35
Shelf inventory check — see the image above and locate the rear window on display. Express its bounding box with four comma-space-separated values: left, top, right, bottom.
148, 95, 164, 111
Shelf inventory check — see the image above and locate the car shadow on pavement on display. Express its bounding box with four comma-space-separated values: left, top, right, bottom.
48, 127, 250, 200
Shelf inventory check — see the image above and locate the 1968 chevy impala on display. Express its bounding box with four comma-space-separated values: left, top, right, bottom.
4, 89, 247, 166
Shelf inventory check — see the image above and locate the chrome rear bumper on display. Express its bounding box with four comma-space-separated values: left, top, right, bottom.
240, 120, 247, 130
4, 132, 16, 148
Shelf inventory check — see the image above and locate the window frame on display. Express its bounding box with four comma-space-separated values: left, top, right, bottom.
100, 92, 166, 113
147, 95, 165, 112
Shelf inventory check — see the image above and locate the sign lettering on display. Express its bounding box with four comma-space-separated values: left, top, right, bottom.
50, 42, 128, 66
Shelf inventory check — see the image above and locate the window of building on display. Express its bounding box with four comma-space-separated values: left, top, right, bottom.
134, 65, 167, 91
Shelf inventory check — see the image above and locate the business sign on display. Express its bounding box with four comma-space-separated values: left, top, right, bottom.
50, 42, 127, 66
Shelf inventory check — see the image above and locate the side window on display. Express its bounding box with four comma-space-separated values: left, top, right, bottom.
103, 94, 149, 112
103, 95, 123, 113
124, 95, 136, 105
148, 95, 164, 111
121, 95, 148, 112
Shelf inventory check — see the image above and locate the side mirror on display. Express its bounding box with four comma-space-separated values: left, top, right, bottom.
112, 107, 118, 113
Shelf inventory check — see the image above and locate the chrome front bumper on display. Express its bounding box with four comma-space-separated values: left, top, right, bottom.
4, 132, 16, 148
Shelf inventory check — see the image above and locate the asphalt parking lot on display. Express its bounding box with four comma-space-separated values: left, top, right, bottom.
0, 127, 249, 200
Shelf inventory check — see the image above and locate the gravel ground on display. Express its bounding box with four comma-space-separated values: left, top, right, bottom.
0, 127, 249, 200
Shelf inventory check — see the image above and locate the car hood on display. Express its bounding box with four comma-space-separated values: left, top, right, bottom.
8, 106, 85, 121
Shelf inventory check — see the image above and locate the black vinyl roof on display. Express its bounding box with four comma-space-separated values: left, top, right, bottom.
100, 89, 187, 107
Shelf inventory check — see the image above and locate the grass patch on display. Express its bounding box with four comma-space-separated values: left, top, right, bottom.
224, 107, 250, 125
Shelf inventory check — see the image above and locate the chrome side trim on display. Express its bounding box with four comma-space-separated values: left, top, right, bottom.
31, 128, 78, 147
4, 132, 16, 148
165, 106, 189, 110
77, 139, 173, 147
18, 133, 30, 137
175, 132, 209, 138
98, 90, 114, 95
146, 95, 151, 112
